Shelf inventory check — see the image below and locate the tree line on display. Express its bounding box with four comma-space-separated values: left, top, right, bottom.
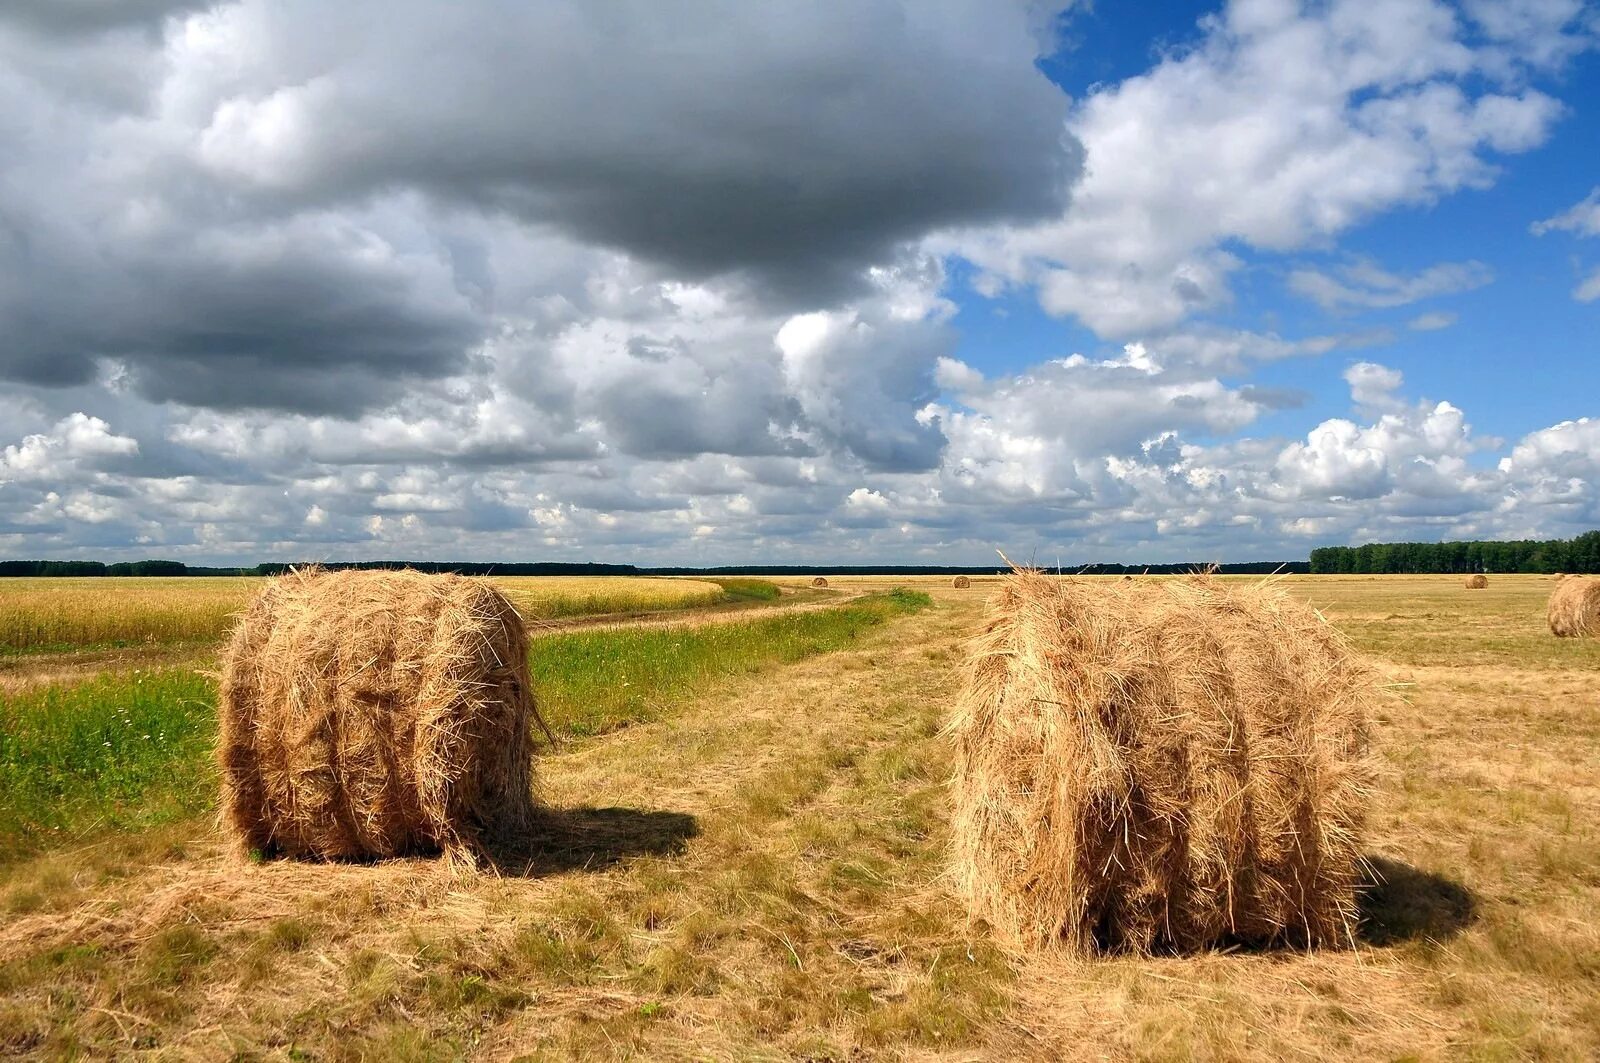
0, 558, 1310, 578
8, 535, 1595, 578
1309, 531, 1600, 574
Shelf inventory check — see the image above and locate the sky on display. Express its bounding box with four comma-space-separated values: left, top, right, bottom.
1, 0, 1597, 566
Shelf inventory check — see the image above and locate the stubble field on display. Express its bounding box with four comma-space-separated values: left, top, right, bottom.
0, 573, 1596, 1060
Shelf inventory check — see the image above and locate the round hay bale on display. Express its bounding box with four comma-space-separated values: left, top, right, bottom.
218, 567, 546, 866
1548, 576, 1600, 638
1122, 574, 1134, 581
952, 575, 972, 589
1464, 573, 1488, 589
947, 569, 1379, 955
812, 576, 829, 587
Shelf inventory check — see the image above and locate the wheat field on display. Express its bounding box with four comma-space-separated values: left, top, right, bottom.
0, 575, 729, 656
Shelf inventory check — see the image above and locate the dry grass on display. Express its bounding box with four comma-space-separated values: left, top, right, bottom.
0, 575, 1596, 1058
949, 571, 1378, 954
219, 569, 545, 866
1548, 575, 1600, 637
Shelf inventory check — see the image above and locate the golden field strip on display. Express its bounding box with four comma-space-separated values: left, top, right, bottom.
0, 575, 727, 656
0, 573, 1597, 1059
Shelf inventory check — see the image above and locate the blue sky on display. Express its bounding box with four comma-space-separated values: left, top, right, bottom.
0, 0, 1597, 565
955, 1, 1600, 445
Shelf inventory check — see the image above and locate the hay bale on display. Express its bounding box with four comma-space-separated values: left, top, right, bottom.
1548, 576, 1600, 638
1464, 573, 1488, 589
218, 567, 546, 866
953, 575, 972, 589
947, 569, 1378, 955
812, 576, 829, 587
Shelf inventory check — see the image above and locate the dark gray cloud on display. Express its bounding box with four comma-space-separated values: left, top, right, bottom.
185, 0, 1078, 303
0, 0, 1079, 422
0, 206, 486, 412
0, 0, 208, 37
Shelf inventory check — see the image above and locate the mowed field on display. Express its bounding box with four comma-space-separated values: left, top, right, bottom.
1, 574, 1597, 1059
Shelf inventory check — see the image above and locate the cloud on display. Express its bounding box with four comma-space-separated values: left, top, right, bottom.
1344, 362, 1405, 412
0, 1, 209, 37
1408, 310, 1457, 330
1576, 267, 1600, 303
0, 0, 1082, 415
175, 0, 1078, 303
1531, 186, 1600, 237
1531, 187, 1600, 303
947, 0, 1573, 337
0, 413, 139, 485
0, 1, 1595, 565
1288, 258, 1493, 312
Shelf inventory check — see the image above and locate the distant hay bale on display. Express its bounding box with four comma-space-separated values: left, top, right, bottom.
1122, 574, 1134, 581
218, 567, 546, 867
947, 569, 1379, 955
1548, 576, 1600, 638
1465, 574, 1488, 589
953, 575, 972, 589
812, 576, 829, 587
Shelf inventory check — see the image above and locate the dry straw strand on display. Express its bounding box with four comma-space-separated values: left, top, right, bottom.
946, 568, 1380, 956
217, 567, 547, 868
1548, 576, 1600, 638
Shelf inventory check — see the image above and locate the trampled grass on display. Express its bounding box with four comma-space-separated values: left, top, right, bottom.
0, 590, 927, 860
0, 575, 743, 656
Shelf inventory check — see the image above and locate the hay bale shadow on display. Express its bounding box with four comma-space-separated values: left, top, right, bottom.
486, 806, 699, 877
1358, 855, 1476, 946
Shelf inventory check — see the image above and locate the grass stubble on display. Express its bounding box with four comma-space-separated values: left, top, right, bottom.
0, 576, 1596, 1059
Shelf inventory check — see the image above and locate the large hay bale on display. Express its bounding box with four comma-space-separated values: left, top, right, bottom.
812, 576, 829, 587
1464, 573, 1488, 589
953, 575, 972, 589
218, 568, 546, 866
1548, 576, 1600, 638
948, 569, 1378, 955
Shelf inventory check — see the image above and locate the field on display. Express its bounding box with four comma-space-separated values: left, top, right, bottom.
1, 574, 1598, 1059
0, 576, 732, 657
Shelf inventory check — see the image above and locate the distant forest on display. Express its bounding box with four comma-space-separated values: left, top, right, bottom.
0, 558, 1309, 578
7, 533, 1597, 577
1310, 531, 1600, 574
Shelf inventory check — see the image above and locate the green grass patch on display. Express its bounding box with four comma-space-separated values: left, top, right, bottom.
701, 577, 782, 602
0, 591, 928, 860
0, 670, 216, 854
531, 589, 929, 737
